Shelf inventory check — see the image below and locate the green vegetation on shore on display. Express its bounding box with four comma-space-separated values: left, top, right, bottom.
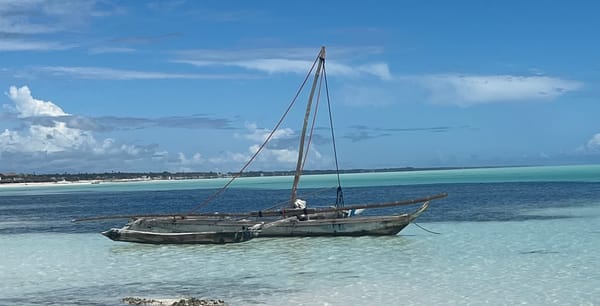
0, 167, 485, 184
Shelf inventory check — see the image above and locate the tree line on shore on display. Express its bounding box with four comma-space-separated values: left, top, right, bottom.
0, 166, 472, 184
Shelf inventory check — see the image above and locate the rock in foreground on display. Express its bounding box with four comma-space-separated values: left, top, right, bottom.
122, 297, 226, 306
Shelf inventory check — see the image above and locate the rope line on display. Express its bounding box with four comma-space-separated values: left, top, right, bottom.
323, 63, 344, 207
411, 222, 441, 234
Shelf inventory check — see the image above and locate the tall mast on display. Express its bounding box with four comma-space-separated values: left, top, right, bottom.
290, 46, 326, 204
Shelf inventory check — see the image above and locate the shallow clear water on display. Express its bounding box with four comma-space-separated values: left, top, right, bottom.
1, 165, 599, 305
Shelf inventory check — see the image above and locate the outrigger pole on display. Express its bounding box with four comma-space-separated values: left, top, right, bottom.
73, 192, 447, 222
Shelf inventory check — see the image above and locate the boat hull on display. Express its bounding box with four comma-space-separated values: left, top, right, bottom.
119, 202, 429, 238
101, 228, 255, 244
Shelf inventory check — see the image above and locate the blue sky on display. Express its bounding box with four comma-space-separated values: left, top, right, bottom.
1, 0, 599, 173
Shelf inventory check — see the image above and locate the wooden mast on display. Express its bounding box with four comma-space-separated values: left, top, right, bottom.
290, 46, 326, 205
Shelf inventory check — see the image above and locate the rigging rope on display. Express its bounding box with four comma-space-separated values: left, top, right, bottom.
186, 55, 320, 214
323, 64, 344, 207
411, 222, 441, 234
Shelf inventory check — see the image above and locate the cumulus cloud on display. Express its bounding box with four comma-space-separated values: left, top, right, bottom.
241, 122, 295, 143
233, 123, 300, 167
177, 152, 205, 171
418, 74, 582, 106
0, 86, 211, 172
1, 86, 122, 156
0, 121, 96, 153
0, 86, 306, 172
0, 86, 336, 172
6, 86, 69, 117
3, 86, 234, 133
249, 144, 298, 164
584, 133, 600, 152
224, 122, 329, 170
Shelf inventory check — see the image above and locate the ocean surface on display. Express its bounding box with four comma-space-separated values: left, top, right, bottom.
1, 165, 599, 305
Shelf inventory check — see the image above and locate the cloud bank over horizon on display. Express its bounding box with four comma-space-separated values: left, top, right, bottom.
1, 86, 157, 172
0, 86, 329, 173
1, 86, 235, 172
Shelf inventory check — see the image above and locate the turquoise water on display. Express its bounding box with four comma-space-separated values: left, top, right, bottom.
2, 164, 599, 196
1, 165, 599, 305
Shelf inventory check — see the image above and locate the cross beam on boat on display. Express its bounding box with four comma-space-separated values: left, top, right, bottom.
72, 192, 447, 222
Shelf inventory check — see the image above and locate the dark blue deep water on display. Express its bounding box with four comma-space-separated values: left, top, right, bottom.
2, 182, 599, 235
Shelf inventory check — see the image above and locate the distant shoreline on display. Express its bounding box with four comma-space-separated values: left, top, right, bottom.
0, 165, 522, 187
0, 164, 596, 190
0, 178, 167, 189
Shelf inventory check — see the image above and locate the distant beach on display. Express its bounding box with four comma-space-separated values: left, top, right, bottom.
0, 178, 164, 189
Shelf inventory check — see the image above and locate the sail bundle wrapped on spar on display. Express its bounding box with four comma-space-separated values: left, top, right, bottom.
294, 198, 307, 209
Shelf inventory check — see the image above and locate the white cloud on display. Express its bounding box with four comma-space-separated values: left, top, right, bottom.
0, 0, 113, 34
0, 85, 251, 172
0, 1, 115, 52
88, 47, 136, 54
585, 133, 600, 151
36, 66, 251, 80
0, 86, 333, 172
0, 121, 96, 154
2, 87, 99, 154
177, 59, 390, 80
229, 123, 299, 168
224, 122, 330, 170
241, 122, 295, 142
0, 40, 74, 52
0, 1, 61, 34
208, 151, 248, 165
0, 86, 161, 171
232, 59, 313, 74
175, 152, 206, 172
178, 152, 204, 166
6, 86, 69, 117
174, 47, 391, 80
418, 74, 582, 106
328, 62, 391, 80
249, 144, 298, 164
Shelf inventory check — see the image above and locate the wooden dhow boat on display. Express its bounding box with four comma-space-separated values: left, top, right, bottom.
80, 47, 447, 244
